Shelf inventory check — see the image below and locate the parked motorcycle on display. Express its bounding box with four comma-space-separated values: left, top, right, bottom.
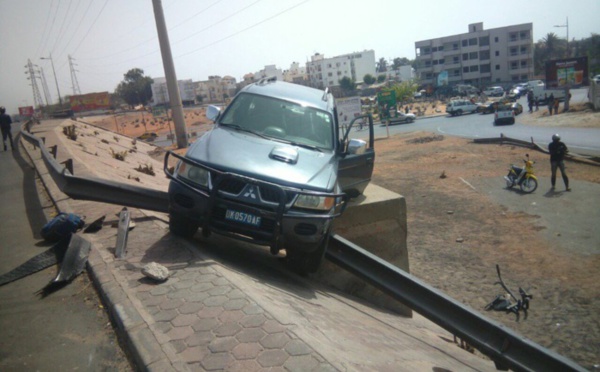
504, 154, 538, 193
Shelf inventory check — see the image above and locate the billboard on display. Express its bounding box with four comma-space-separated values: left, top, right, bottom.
69, 92, 111, 112
18, 106, 35, 117
545, 57, 588, 88
336, 96, 362, 127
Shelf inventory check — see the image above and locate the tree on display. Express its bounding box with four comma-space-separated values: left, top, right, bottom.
363, 74, 376, 85
392, 57, 410, 70
377, 75, 386, 83
115, 68, 154, 108
339, 77, 356, 94
376, 58, 388, 73
385, 81, 418, 105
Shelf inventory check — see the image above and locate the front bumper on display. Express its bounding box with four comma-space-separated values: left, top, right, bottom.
165, 151, 346, 253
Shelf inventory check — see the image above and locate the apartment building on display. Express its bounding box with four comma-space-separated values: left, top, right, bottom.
306, 50, 376, 89
194, 75, 237, 103
151, 77, 196, 105
414, 22, 533, 89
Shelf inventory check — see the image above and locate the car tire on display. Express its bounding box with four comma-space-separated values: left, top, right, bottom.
457, 110, 463, 116
169, 213, 199, 239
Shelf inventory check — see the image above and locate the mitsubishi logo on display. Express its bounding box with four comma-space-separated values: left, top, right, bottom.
243, 185, 258, 200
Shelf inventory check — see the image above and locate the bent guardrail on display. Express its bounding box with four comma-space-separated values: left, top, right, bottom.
327, 234, 585, 372
20, 122, 169, 213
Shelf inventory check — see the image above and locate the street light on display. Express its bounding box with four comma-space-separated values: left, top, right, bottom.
40, 54, 63, 106
554, 17, 569, 58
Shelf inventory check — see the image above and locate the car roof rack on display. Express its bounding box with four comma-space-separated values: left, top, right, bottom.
256, 76, 277, 86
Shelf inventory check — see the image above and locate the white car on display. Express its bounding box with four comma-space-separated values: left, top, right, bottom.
389, 110, 416, 124
446, 99, 479, 116
483, 86, 504, 97
494, 105, 515, 125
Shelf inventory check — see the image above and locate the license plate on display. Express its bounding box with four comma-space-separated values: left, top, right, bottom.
225, 209, 261, 227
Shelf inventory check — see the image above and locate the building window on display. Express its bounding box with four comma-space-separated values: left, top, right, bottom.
509, 32, 518, 42
510, 47, 518, 56
470, 65, 479, 72
451, 69, 460, 77
463, 67, 469, 73
470, 52, 478, 59
439, 46, 444, 51
469, 38, 477, 46
519, 30, 530, 39
496, 65, 500, 70
425, 60, 431, 67
520, 46, 528, 54
511, 61, 518, 70
453, 43, 459, 50
495, 51, 500, 57
328, 72, 332, 77
520, 60, 527, 68
462, 40, 468, 47
480, 50, 490, 60
495, 37, 499, 42
453, 56, 459, 64
433, 60, 438, 65
479, 36, 490, 46
462, 53, 468, 61
439, 59, 445, 64
480, 64, 491, 73
432, 47, 437, 52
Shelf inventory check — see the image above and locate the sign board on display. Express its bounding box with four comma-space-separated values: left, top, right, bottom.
377, 90, 397, 119
69, 92, 111, 112
18, 106, 35, 117
437, 70, 448, 86
336, 96, 362, 127
545, 56, 588, 88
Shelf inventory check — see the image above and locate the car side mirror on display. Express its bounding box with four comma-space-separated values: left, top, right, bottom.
347, 139, 367, 155
206, 105, 221, 122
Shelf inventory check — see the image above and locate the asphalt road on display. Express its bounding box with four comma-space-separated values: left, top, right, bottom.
362, 88, 600, 157
0, 128, 133, 371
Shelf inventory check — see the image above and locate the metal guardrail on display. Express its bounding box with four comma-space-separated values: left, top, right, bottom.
327, 234, 585, 372
22, 121, 585, 371
20, 122, 169, 213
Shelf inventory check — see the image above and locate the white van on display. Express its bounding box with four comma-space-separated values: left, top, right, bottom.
446, 99, 479, 116
527, 80, 545, 91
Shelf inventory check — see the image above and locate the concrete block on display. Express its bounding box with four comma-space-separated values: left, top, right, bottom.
315, 183, 412, 317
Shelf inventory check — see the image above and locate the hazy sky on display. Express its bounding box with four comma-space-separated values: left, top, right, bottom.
1, 0, 598, 114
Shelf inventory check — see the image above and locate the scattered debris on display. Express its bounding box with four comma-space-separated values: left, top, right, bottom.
456, 238, 464, 243
485, 264, 532, 321
62, 125, 78, 141
142, 262, 170, 282
439, 171, 447, 179
406, 134, 444, 144
110, 148, 128, 161
135, 163, 155, 176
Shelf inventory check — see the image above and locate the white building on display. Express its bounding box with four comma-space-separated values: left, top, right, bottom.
195, 75, 238, 103
150, 77, 196, 105
378, 65, 415, 83
414, 22, 534, 89
254, 65, 284, 81
283, 62, 307, 84
306, 50, 376, 89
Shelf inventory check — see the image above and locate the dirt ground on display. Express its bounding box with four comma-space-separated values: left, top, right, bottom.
85, 105, 600, 369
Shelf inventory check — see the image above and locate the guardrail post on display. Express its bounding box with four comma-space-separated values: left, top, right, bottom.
61, 159, 74, 175
49, 145, 57, 159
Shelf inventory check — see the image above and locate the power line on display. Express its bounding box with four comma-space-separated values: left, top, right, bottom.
54, 0, 95, 61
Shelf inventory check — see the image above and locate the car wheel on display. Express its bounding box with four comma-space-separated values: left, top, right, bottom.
457, 110, 463, 116
169, 213, 199, 239
286, 231, 330, 275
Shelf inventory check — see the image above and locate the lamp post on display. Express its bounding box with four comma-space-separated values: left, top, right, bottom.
40, 54, 63, 106
554, 17, 569, 58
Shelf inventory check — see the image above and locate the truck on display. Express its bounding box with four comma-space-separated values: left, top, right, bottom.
530, 86, 566, 105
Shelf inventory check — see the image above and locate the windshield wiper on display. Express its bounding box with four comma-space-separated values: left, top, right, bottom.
220, 123, 269, 139
276, 139, 322, 152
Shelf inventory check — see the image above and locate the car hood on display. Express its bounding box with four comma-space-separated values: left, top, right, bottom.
184, 127, 337, 191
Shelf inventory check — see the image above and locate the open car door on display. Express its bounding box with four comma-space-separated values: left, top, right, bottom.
338, 114, 375, 198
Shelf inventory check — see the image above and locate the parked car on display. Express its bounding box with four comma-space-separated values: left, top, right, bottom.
477, 101, 500, 114
388, 110, 416, 124
165, 78, 375, 274
483, 86, 505, 97
494, 104, 515, 125
511, 102, 523, 115
137, 132, 158, 141
446, 99, 479, 116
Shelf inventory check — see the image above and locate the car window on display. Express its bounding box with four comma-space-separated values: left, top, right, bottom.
219, 93, 334, 150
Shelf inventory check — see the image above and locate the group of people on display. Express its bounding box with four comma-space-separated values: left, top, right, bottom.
0, 106, 14, 151
526, 91, 571, 116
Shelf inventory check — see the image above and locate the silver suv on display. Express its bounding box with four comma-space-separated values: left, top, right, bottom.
446, 99, 479, 116
165, 78, 375, 273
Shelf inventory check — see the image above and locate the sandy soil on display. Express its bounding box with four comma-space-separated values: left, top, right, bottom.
84, 105, 600, 369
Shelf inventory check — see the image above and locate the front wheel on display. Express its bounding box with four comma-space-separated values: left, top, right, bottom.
286, 232, 330, 275
520, 177, 538, 193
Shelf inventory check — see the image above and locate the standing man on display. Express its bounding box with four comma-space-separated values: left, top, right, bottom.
547, 93, 554, 116
0, 106, 14, 151
548, 134, 570, 191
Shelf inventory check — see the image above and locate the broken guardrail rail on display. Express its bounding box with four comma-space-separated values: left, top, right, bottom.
22, 120, 585, 371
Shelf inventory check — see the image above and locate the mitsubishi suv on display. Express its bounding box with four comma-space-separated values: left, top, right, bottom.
165, 77, 375, 273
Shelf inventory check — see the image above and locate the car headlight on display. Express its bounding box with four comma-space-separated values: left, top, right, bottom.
176, 161, 209, 187
294, 194, 334, 211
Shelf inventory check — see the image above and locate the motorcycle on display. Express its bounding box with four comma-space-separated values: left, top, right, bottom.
504, 154, 538, 193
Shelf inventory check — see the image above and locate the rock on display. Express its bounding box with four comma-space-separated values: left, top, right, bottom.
142, 262, 170, 282
456, 238, 464, 243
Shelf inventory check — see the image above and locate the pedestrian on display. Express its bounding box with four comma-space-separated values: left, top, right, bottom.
405, 106, 409, 114
548, 134, 570, 191
553, 98, 559, 115
564, 90, 572, 112
527, 91, 534, 112
547, 93, 554, 115
535, 97, 539, 111
0, 106, 14, 151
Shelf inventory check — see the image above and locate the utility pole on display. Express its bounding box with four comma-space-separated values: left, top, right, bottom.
69, 55, 82, 96
40, 54, 63, 106
554, 17, 569, 58
152, 0, 187, 148
24, 59, 44, 110
37, 67, 51, 106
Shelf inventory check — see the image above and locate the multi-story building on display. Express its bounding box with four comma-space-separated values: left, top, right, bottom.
414, 22, 533, 89
306, 50, 376, 89
194, 75, 237, 103
283, 62, 308, 85
151, 77, 196, 105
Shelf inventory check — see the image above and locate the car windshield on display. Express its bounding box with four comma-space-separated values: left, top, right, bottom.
219, 92, 334, 150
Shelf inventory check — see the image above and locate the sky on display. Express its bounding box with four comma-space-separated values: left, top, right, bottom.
1, 0, 599, 114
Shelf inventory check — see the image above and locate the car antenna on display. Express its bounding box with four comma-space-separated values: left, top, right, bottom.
256, 76, 277, 86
